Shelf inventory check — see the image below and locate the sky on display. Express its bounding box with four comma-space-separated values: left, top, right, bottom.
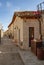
0, 0, 44, 31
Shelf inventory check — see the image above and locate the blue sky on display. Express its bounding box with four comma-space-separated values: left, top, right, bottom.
0, 0, 44, 31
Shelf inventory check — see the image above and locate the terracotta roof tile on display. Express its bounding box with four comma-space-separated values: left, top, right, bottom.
8, 11, 41, 27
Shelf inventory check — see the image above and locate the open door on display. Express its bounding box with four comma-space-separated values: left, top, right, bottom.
29, 27, 34, 47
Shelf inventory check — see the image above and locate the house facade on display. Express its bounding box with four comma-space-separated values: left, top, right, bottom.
0, 23, 3, 38
1, 29, 3, 38
8, 11, 44, 49
4, 30, 9, 37
8, 21, 14, 38
41, 11, 44, 41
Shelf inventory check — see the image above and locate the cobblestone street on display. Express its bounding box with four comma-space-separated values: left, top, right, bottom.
0, 37, 44, 65
0, 37, 24, 65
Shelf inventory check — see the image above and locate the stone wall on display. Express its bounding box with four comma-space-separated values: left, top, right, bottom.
8, 23, 14, 38
23, 19, 40, 49
13, 16, 23, 45
1, 29, 3, 38
41, 14, 44, 46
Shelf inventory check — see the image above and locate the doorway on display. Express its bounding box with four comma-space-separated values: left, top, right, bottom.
29, 27, 34, 47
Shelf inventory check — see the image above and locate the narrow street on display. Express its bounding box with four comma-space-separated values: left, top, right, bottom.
0, 36, 44, 65
0, 37, 24, 65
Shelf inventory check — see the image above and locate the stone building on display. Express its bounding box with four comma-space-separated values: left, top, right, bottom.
4, 30, 9, 37
1, 29, 3, 38
8, 21, 14, 38
0, 23, 3, 38
8, 11, 44, 49
41, 10, 44, 41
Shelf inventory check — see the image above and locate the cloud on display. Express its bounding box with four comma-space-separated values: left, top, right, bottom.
14, 7, 21, 11
6, 2, 12, 8
14, 7, 32, 12
0, 2, 2, 7
14, 7, 26, 12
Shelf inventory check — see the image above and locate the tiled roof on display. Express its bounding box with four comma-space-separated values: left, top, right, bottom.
8, 11, 41, 27
15, 11, 41, 17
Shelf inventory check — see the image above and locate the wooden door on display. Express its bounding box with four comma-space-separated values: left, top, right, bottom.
29, 27, 34, 47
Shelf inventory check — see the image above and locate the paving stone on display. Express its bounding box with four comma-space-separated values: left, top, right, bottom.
1, 37, 44, 65
0, 37, 24, 65
19, 49, 44, 65
0, 53, 24, 65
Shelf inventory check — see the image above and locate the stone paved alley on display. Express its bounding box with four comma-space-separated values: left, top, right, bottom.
0, 37, 24, 65
0, 37, 44, 65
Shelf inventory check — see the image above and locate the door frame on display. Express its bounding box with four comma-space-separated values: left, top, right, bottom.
29, 27, 34, 47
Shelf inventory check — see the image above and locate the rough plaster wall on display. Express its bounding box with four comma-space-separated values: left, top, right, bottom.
41, 14, 44, 41
10, 24, 13, 36
23, 19, 39, 48
14, 16, 23, 43
1, 30, 3, 38
8, 23, 14, 37
8, 27, 11, 35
